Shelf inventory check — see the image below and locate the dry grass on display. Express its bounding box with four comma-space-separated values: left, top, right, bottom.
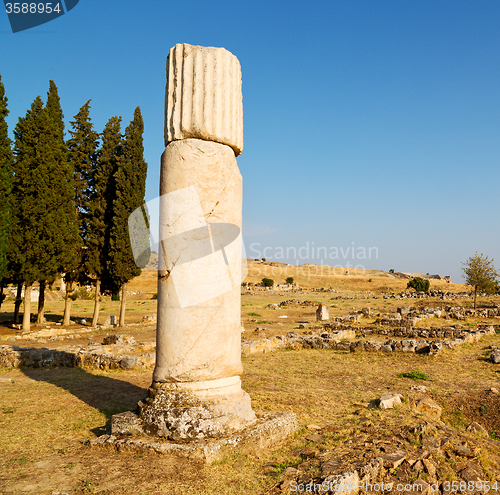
1, 332, 499, 494
244, 260, 469, 292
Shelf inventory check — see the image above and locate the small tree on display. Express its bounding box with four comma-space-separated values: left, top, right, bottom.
462, 252, 499, 310
262, 278, 274, 287
285, 277, 294, 284
407, 277, 430, 292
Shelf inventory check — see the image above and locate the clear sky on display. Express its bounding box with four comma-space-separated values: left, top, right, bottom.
1, 0, 499, 283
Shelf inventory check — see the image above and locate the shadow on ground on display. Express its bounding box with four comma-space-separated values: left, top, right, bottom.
20, 366, 148, 434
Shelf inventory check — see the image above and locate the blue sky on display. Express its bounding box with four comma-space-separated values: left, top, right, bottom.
1, 0, 499, 283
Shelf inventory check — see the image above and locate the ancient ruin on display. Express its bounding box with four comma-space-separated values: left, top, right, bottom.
108, 43, 297, 452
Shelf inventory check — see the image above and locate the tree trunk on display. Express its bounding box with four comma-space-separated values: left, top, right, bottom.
37, 280, 46, 324
14, 283, 22, 323
119, 283, 127, 327
22, 284, 32, 331
63, 280, 73, 326
474, 286, 477, 311
91, 279, 101, 328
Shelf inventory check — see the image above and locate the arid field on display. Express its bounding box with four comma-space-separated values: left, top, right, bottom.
0, 262, 499, 494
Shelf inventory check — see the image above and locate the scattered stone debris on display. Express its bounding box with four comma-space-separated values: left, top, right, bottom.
491, 347, 500, 364
102, 334, 136, 345
265, 411, 500, 494
410, 385, 428, 393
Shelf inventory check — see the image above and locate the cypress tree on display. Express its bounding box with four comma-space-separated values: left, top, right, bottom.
107, 107, 148, 326
86, 116, 122, 327
64, 100, 99, 324
0, 75, 13, 310
36, 81, 79, 324
11, 81, 79, 330
11, 96, 45, 330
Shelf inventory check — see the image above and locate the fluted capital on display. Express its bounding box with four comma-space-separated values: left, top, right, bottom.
165, 43, 243, 156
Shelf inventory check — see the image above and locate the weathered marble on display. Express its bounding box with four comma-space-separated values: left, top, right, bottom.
165, 43, 243, 156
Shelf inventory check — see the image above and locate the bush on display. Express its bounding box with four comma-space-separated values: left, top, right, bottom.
398, 370, 429, 381
262, 278, 274, 287
389, 269, 395, 273
152, 293, 158, 300
111, 291, 120, 301
261, 258, 266, 262
68, 287, 95, 301
407, 277, 430, 292
285, 277, 294, 284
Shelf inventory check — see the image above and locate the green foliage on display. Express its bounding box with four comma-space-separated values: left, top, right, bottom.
262, 277, 274, 287
44, 81, 80, 277
66, 100, 100, 286
69, 287, 95, 301
105, 107, 148, 293
462, 253, 499, 294
285, 277, 294, 284
151, 293, 157, 300
406, 277, 430, 292
247, 312, 261, 317
398, 370, 429, 381
86, 115, 122, 291
261, 258, 266, 262
111, 291, 120, 301
9, 82, 79, 287
271, 462, 288, 478
389, 269, 395, 273
462, 253, 499, 310
0, 75, 13, 282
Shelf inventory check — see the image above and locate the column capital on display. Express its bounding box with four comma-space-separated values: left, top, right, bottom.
165, 43, 243, 156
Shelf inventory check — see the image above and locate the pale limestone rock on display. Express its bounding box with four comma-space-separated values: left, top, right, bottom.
381, 451, 406, 469
323, 471, 359, 495
378, 393, 402, 409
165, 43, 243, 156
415, 397, 442, 421
467, 421, 488, 437
316, 303, 329, 321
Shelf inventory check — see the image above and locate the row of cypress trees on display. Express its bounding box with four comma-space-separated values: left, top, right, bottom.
0, 75, 149, 330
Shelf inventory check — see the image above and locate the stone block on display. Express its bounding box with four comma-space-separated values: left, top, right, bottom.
316, 303, 329, 321
94, 411, 298, 464
378, 393, 402, 409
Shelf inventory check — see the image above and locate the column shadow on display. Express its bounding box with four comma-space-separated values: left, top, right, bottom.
20, 366, 149, 435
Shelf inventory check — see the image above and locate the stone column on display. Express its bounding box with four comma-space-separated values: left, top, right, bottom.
137, 44, 255, 440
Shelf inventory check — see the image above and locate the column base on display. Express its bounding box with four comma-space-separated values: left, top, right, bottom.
111, 377, 257, 442
96, 411, 299, 464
